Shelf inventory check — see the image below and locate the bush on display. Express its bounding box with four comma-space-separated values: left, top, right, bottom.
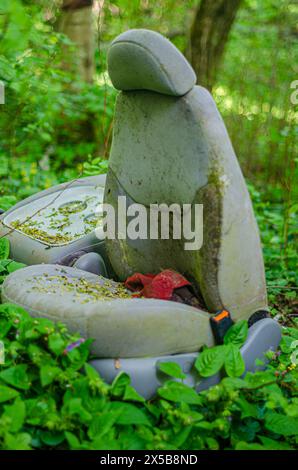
0, 301, 297, 450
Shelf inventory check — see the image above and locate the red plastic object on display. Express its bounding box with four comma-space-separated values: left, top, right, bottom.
125, 270, 191, 300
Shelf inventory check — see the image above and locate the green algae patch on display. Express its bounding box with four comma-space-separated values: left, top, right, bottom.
29, 274, 134, 303
11, 220, 73, 245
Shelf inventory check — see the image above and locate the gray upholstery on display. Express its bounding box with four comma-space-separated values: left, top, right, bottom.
1, 264, 214, 358
0, 175, 106, 265
105, 31, 267, 322
108, 29, 196, 96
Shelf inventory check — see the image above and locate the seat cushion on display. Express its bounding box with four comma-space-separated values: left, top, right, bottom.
1, 264, 214, 358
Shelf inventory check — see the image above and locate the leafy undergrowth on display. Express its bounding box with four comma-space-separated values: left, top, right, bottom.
0, 302, 297, 450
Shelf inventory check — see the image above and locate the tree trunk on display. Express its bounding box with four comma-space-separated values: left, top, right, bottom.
56, 0, 95, 147
188, 0, 242, 90
58, 0, 94, 83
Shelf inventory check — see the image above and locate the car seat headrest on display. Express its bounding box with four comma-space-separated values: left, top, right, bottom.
107, 29, 197, 97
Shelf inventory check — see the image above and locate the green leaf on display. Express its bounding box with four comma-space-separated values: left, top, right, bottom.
3, 398, 26, 432
40, 431, 65, 447
158, 361, 186, 379
158, 381, 202, 405
0, 56, 16, 80
110, 402, 151, 426
65, 432, 82, 450
88, 410, 122, 440
224, 320, 248, 347
0, 316, 12, 338
258, 435, 293, 450
111, 372, 130, 398
6, 260, 26, 273
123, 385, 145, 403
264, 411, 298, 436
25, 397, 57, 426
236, 397, 259, 419
221, 377, 248, 389
195, 345, 226, 377
63, 398, 92, 423
0, 303, 30, 322
5, 432, 32, 450
48, 333, 65, 355
224, 344, 245, 377
40, 365, 61, 387
0, 238, 10, 259
0, 196, 17, 211
0, 364, 30, 390
0, 385, 19, 403
235, 442, 265, 450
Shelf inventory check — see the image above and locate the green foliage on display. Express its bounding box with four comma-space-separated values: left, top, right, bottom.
224, 320, 248, 347
0, 295, 297, 450
0, 0, 115, 204
195, 322, 247, 378
0, 239, 25, 284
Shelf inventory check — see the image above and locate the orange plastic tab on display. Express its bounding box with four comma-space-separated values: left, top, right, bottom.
213, 309, 230, 322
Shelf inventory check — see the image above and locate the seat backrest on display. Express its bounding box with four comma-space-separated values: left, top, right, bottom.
104, 29, 267, 321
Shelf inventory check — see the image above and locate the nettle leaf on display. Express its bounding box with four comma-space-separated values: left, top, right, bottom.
123, 385, 145, 403
64, 398, 92, 423
284, 327, 298, 340
235, 442, 265, 450
88, 410, 122, 440
6, 260, 26, 273
158, 381, 203, 405
48, 333, 65, 355
0, 364, 30, 390
65, 432, 82, 450
25, 396, 57, 426
40, 431, 65, 447
258, 435, 293, 450
224, 320, 248, 347
0, 385, 19, 403
0, 238, 10, 260
195, 345, 226, 377
111, 372, 130, 398
66, 338, 93, 370
0, 303, 30, 322
116, 428, 146, 450
40, 365, 61, 387
171, 425, 193, 448
110, 401, 152, 427
0, 196, 17, 211
3, 398, 26, 432
110, 371, 144, 402
158, 361, 186, 379
236, 397, 259, 419
4, 432, 32, 451
224, 344, 245, 377
245, 370, 276, 388
221, 377, 248, 389
264, 411, 298, 436
0, 317, 12, 338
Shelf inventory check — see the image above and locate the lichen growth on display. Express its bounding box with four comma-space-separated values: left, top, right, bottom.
10, 193, 103, 245
11, 220, 73, 245
29, 274, 134, 303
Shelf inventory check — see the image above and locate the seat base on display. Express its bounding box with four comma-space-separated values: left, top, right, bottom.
90, 318, 281, 399
1, 264, 214, 358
